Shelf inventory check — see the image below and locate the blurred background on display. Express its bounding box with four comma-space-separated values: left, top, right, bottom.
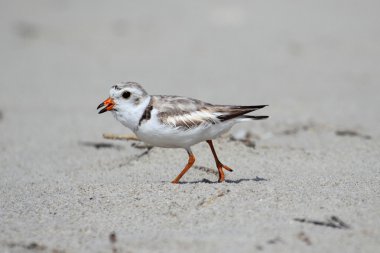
1, 0, 379, 143
1, 1, 380, 252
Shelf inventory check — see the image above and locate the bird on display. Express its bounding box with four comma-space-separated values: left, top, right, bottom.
97, 82, 268, 183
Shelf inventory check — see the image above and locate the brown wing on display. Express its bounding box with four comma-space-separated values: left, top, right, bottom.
152, 95, 268, 129
152, 96, 218, 129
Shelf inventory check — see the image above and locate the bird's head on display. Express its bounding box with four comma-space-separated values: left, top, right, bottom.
97, 82, 148, 114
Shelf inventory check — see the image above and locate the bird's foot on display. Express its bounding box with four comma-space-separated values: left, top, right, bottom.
216, 162, 233, 182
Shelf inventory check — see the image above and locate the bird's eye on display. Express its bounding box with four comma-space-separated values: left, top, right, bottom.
122, 91, 131, 99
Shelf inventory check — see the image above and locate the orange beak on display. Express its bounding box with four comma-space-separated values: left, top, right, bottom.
97, 97, 115, 114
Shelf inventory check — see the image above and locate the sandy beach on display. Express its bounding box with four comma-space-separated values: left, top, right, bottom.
1, 1, 379, 252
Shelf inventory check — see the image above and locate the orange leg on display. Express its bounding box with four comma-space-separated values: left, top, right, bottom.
206, 140, 233, 182
171, 150, 196, 184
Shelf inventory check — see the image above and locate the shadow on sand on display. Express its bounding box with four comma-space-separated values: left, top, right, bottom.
178, 176, 268, 184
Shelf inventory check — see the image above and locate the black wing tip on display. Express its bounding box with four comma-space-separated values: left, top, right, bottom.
253, 104, 268, 109
233, 105, 268, 109
244, 115, 269, 120
216, 105, 268, 122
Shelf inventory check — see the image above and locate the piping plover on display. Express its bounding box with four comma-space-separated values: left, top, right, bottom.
97, 82, 268, 183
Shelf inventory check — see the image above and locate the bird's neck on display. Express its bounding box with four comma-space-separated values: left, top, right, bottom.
112, 96, 151, 132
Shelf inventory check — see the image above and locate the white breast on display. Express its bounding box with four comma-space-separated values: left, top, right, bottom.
112, 96, 151, 131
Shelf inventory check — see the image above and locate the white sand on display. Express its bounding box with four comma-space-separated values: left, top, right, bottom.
1, 1, 379, 252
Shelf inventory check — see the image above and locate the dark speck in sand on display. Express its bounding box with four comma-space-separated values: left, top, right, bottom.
294, 216, 350, 229
335, 130, 371, 139
267, 236, 284, 245
109, 232, 117, 253
6, 242, 47, 251
297, 232, 312, 245
109, 232, 117, 243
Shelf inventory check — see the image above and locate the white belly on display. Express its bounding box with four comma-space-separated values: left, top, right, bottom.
135, 118, 235, 149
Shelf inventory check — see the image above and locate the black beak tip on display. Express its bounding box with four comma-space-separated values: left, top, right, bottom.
97, 102, 104, 110
98, 107, 107, 114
